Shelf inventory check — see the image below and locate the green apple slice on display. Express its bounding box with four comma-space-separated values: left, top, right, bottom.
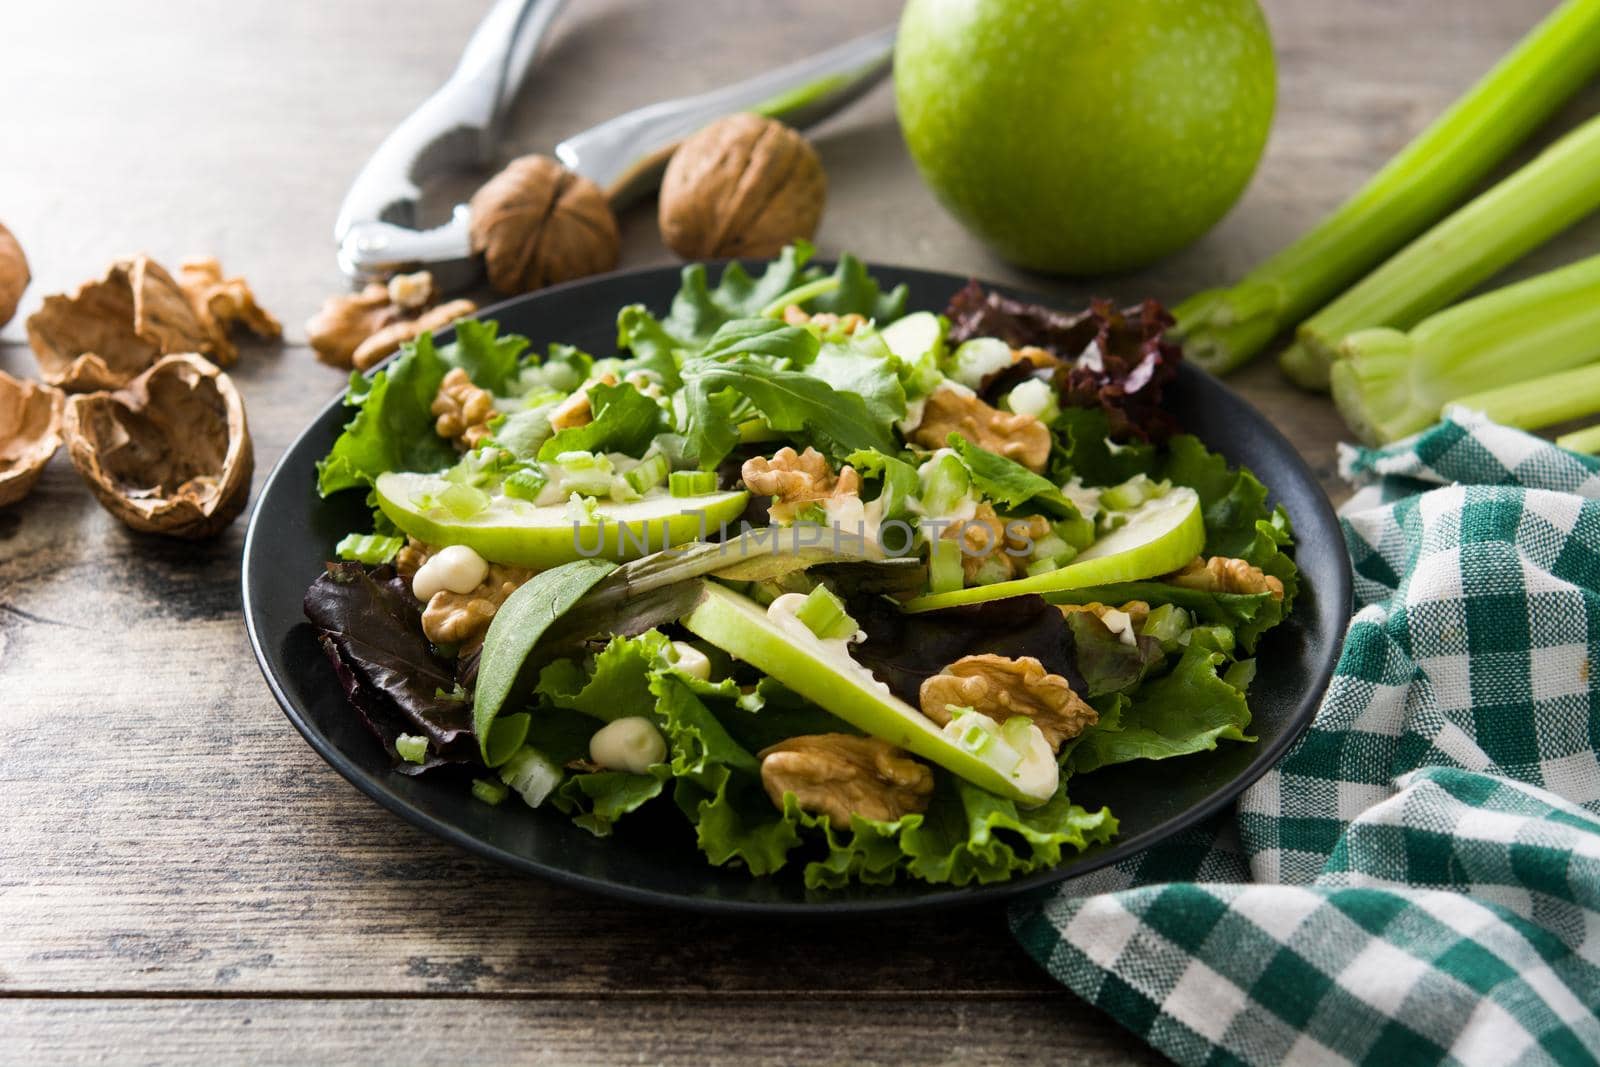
374, 471, 748, 569
879, 310, 945, 363
681, 582, 1058, 806
903, 486, 1205, 612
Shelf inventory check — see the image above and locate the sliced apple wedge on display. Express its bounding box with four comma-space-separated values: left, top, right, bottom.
904, 486, 1205, 612
374, 471, 748, 569
681, 582, 1058, 806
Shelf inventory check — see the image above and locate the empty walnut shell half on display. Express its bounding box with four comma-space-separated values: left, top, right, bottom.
27, 256, 222, 392
0, 370, 63, 507
468, 154, 621, 295
0, 222, 29, 328
658, 113, 826, 259
63, 354, 253, 539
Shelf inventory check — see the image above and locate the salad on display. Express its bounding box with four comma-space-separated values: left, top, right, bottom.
303, 244, 1298, 889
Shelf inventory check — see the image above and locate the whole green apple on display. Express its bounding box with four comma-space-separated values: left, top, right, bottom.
895, 0, 1276, 275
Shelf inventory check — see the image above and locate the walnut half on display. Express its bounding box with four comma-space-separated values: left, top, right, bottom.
759, 734, 934, 828
909, 385, 1052, 472
919, 654, 1097, 752
431, 367, 496, 450
741, 446, 861, 523
306, 271, 477, 371
1168, 556, 1285, 600
420, 561, 533, 652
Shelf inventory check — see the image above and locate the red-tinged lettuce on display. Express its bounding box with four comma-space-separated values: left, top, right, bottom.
303, 563, 476, 774
945, 282, 1182, 441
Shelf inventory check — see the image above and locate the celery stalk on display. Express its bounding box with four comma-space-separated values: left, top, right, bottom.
1330, 253, 1600, 444
1451, 364, 1600, 431
1555, 424, 1600, 455
1173, 0, 1600, 375
1283, 113, 1600, 389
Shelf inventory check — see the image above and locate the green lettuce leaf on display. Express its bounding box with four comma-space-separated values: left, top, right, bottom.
316, 322, 529, 495
949, 434, 1074, 516
1050, 407, 1160, 488
536, 630, 671, 723
615, 305, 685, 389
1047, 581, 1284, 652
1066, 643, 1254, 774
536, 380, 666, 460
665, 244, 817, 344
808, 331, 907, 427
805, 252, 909, 324
696, 317, 819, 366
554, 770, 667, 836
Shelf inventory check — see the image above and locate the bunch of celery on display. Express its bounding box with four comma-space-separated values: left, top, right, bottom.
1173, 0, 1600, 375
1331, 254, 1600, 445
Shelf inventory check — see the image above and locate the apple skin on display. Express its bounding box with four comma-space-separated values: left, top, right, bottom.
895, 0, 1276, 275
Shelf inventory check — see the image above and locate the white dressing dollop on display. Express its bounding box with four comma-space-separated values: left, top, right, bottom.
412, 544, 489, 602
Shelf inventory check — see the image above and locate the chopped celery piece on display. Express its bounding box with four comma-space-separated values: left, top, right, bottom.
395, 734, 428, 764
1285, 111, 1600, 390
499, 745, 563, 809
564, 493, 601, 525
1174, 0, 1600, 375
917, 453, 970, 515
1182, 625, 1236, 655
334, 532, 404, 565
793, 502, 828, 526
999, 715, 1036, 762
1224, 659, 1258, 691
1025, 558, 1058, 578
946, 338, 1013, 389
624, 453, 670, 495
1030, 534, 1075, 565
1006, 378, 1059, 422
929, 539, 963, 594
1331, 253, 1600, 443
1101, 474, 1169, 511
471, 778, 509, 806
794, 585, 857, 640
556, 455, 615, 497
438, 483, 489, 519
1140, 603, 1192, 652
670, 470, 718, 497
969, 556, 1014, 587
1054, 513, 1097, 551
501, 468, 547, 502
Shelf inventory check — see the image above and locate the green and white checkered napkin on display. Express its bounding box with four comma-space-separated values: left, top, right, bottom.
1011, 410, 1600, 1066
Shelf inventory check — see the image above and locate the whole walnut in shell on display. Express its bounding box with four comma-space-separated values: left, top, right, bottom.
63, 354, 252, 539
0, 370, 63, 507
0, 222, 29, 328
469, 155, 620, 295
27, 256, 222, 391
658, 113, 826, 259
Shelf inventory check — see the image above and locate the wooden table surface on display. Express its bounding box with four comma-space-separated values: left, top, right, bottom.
3, 1, 1595, 1063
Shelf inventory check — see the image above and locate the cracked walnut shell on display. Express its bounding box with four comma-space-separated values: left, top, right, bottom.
759, 734, 934, 827
909, 386, 1052, 472
0, 370, 63, 507
27, 256, 225, 391
659, 113, 826, 259
177, 257, 281, 362
62, 354, 252, 539
469, 155, 620, 296
919, 654, 1098, 752
0, 222, 29, 328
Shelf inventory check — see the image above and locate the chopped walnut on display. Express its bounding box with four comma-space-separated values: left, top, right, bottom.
1013, 345, 1063, 371
943, 501, 1013, 582
741, 446, 862, 523
305, 271, 477, 370
919, 654, 1097, 752
1004, 513, 1053, 560
546, 372, 619, 431
393, 537, 432, 579
909, 386, 1052, 472
1168, 556, 1285, 600
431, 367, 497, 449
781, 304, 867, 335
176, 257, 282, 364
1058, 600, 1152, 630
759, 734, 934, 827
420, 561, 534, 651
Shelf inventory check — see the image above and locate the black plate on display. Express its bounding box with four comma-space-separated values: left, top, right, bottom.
243, 263, 1351, 916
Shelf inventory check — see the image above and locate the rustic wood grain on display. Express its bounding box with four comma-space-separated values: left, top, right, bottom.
0, 0, 1589, 1062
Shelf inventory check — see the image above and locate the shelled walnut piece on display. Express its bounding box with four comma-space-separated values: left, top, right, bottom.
305, 271, 477, 370
432, 368, 496, 449
27, 256, 234, 391
469, 154, 620, 295
395, 538, 533, 651
919, 654, 1097, 752
1058, 600, 1152, 630
758, 734, 934, 827
782, 305, 866, 335
659, 113, 826, 259
0, 370, 63, 507
1168, 556, 1285, 600
740, 446, 861, 523
0, 222, 29, 328
909, 386, 1052, 472
61, 353, 253, 538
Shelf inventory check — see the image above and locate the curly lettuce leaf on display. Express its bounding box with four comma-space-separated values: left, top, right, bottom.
316, 321, 529, 495
1051, 407, 1159, 488
536, 630, 670, 723
665, 243, 818, 344
536, 380, 666, 461
1066, 643, 1254, 774
554, 770, 667, 837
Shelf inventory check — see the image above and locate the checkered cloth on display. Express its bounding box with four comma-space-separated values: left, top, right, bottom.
1011, 410, 1600, 1066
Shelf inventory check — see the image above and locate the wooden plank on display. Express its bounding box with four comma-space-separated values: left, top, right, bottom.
0, 996, 1166, 1067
